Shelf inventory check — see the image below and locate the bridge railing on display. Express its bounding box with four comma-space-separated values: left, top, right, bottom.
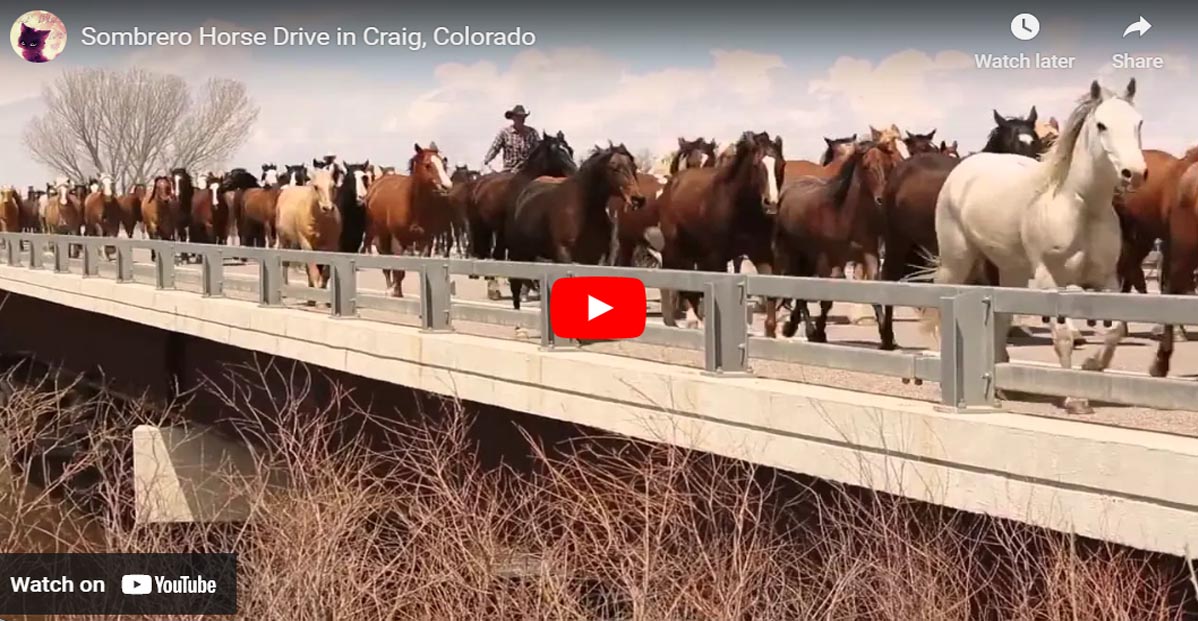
1, 232, 1195, 413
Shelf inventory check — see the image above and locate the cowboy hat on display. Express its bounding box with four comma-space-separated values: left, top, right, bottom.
504, 105, 530, 119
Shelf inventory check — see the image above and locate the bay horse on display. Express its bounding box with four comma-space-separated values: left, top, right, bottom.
878, 106, 1051, 350
903, 130, 939, 156
506, 144, 644, 309
466, 132, 577, 300
364, 143, 454, 296
116, 183, 144, 238
932, 79, 1145, 415
140, 176, 176, 243
781, 135, 857, 181
669, 137, 718, 174
239, 164, 282, 248
335, 160, 372, 253
169, 168, 195, 261
1151, 148, 1198, 377
657, 130, 784, 329
44, 177, 83, 238
190, 172, 230, 247
0, 186, 21, 233
939, 141, 960, 158
770, 140, 904, 341
447, 165, 480, 257
83, 173, 120, 258
1112, 150, 1192, 295
276, 166, 341, 289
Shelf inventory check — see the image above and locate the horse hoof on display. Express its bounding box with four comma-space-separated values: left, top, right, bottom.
879, 342, 897, 352
1149, 360, 1169, 378
1063, 397, 1094, 416
1071, 332, 1086, 346
781, 321, 798, 339
807, 332, 828, 344
487, 290, 502, 301
1080, 358, 1104, 372
514, 327, 529, 339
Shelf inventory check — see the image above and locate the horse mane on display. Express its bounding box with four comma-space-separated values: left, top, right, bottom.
828, 144, 868, 207
1039, 84, 1121, 192
717, 132, 762, 184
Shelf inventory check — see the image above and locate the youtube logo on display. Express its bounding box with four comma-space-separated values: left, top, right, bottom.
550, 277, 646, 340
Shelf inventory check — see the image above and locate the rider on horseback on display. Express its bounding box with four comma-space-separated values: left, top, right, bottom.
482, 105, 540, 172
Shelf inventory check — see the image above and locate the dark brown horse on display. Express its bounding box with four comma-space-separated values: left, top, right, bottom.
670, 137, 719, 174
364, 143, 454, 296
939, 140, 960, 158
657, 130, 784, 329
903, 130, 939, 156
239, 164, 282, 248
506, 144, 644, 309
189, 171, 230, 247
465, 132, 577, 300
1151, 148, 1198, 378
446, 165, 480, 257
19, 187, 39, 232
82, 173, 120, 238
770, 140, 903, 341
116, 184, 144, 238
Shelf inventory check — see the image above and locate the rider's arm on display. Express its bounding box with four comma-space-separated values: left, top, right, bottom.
482, 131, 505, 167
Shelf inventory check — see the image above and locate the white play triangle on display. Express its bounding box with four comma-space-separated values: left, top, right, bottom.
587, 295, 613, 321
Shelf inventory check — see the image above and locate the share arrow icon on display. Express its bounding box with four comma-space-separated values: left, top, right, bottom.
1123, 16, 1151, 38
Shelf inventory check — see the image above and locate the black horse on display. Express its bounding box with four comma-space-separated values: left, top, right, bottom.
335, 161, 372, 253
983, 107, 1044, 158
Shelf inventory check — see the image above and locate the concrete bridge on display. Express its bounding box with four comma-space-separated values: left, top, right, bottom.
1, 232, 1197, 559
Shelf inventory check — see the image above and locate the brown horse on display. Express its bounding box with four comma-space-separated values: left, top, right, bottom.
1151, 148, 1198, 378
190, 171, 230, 246
1113, 150, 1192, 294
670, 137, 719, 174
446, 165, 480, 257
18, 187, 39, 232
364, 143, 454, 297
116, 184, 144, 238
657, 130, 784, 329
903, 130, 939, 156
770, 140, 904, 341
0, 186, 21, 233
783, 135, 858, 181
465, 132, 577, 299
240, 164, 282, 248
83, 173, 120, 238
140, 176, 175, 242
44, 177, 83, 236
939, 140, 960, 158
276, 166, 341, 289
506, 144, 645, 309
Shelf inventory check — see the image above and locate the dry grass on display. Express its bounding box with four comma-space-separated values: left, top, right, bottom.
0, 358, 1194, 620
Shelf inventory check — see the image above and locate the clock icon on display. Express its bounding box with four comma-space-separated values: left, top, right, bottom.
1011, 13, 1040, 41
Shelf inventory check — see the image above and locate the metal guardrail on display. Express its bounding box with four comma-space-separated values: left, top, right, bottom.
0, 232, 1195, 413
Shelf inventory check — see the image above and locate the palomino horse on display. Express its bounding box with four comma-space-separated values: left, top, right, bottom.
116, 184, 144, 238
770, 140, 904, 341
365, 144, 454, 296
447, 165, 480, 257
239, 164, 282, 248
140, 176, 176, 243
1151, 148, 1198, 377
1112, 150, 1192, 294
466, 132, 577, 299
657, 130, 784, 330
0, 186, 21, 233
903, 130, 939, 156
506, 144, 645, 309
190, 172, 230, 247
878, 106, 1051, 350
276, 166, 341, 289
933, 79, 1146, 415
335, 161, 372, 253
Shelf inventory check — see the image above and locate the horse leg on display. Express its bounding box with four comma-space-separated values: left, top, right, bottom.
877, 242, 910, 351
754, 258, 776, 338
1152, 233, 1194, 377
1031, 264, 1091, 414
808, 257, 839, 343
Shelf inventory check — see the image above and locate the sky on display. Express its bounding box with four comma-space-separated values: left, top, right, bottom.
1, 0, 1197, 186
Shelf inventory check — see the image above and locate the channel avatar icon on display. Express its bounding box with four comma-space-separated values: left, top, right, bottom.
11, 10, 66, 63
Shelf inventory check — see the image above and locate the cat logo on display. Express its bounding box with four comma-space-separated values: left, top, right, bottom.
11, 10, 66, 63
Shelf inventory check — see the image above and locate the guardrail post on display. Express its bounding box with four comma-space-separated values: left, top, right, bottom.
703, 276, 749, 374
201, 249, 224, 297
5, 238, 18, 267
259, 254, 282, 306
53, 240, 69, 273
28, 237, 43, 270
938, 290, 996, 410
155, 244, 175, 290
116, 243, 133, 283
81, 241, 99, 277
330, 257, 358, 317
539, 273, 576, 349
419, 262, 451, 331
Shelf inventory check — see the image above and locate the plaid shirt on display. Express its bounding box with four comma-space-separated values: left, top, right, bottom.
483, 125, 541, 171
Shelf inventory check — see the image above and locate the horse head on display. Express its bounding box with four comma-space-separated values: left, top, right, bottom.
870, 124, 910, 160
672, 137, 719, 174
344, 161, 372, 202
731, 131, 784, 214
261, 163, 280, 188
587, 143, 644, 215
523, 131, 577, 177
903, 130, 939, 156
820, 135, 857, 166
1080, 78, 1146, 191
283, 164, 308, 187
987, 107, 1043, 157
858, 140, 905, 206
451, 165, 478, 184
310, 167, 336, 213
95, 173, 115, 198
153, 176, 174, 201
939, 140, 960, 158
410, 143, 453, 195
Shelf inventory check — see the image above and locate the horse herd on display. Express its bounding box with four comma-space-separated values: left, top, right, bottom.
2, 77, 1194, 412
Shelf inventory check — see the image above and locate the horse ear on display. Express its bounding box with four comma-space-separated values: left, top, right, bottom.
774, 135, 783, 153
1124, 78, 1136, 101
1049, 117, 1059, 130
952, 140, 958, 148
824, 137, 834, 147
312, 158, 321, 168
849, 133, 857, 142
905, 131, 914, 139
939, 140, 947, 150
1089, 80, 1102, 100
1027, 106, 1038, 124
557, 131, 565, 140
993, 109, 1006, 127
928, 129, 937, 139
869, 126, 881, 140
678, 137, 686, 148
413, 143, 423, 153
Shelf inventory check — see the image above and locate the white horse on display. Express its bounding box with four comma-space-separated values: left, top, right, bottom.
933, 79, 1147, 414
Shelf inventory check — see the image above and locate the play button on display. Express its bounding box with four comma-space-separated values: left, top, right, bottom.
587, 295, 612, 321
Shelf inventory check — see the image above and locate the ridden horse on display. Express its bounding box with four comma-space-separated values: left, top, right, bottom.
506, 144, 645, 309
335, 160, 372, 253
903, 130, 939, 156
116, 184, 144, 238
770, 140, 904, 341
1112, 150, 1193, 295
0, 186, 21, 233
932, 79, 1145, 415
190, 172, 230, 247
1152, 148, 1198, 377
939, 141, 960, 158
365, 144, 454, 296
878, 106, 1050, 350
657, 130, 784, 330
239, 164, 282, 248
447, 165, 480, 257
83, 173, 120, 257
276, 166, 341, 289
466, 132, 577, 299
140, 176, 176, 244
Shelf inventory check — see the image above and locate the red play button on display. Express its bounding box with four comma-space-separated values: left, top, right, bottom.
550, 277, 646, 340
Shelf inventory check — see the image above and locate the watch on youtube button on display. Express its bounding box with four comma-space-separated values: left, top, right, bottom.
550, 277, 646, 340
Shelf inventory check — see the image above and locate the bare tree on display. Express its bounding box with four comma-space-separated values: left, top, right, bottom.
23, 69, 258, 189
